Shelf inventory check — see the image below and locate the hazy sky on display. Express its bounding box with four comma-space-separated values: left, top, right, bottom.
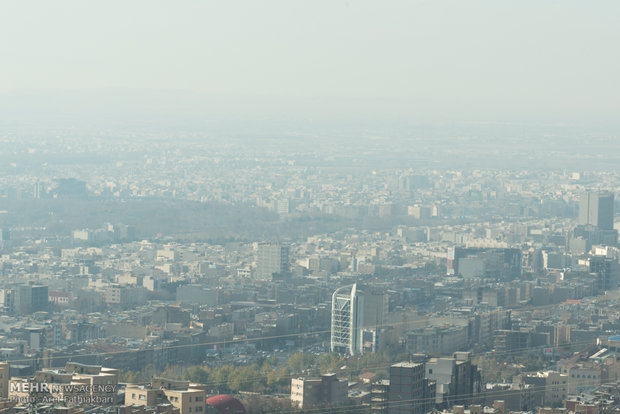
2, 1, 619, 124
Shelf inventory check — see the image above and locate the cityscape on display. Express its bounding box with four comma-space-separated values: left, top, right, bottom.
2, 1, 620, 414
0, 129, 618, 413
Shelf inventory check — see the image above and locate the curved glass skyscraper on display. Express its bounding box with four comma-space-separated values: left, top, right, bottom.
330, 283, 387, 355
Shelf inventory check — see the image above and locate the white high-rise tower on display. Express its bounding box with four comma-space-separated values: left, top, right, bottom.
330, 283, 387, 355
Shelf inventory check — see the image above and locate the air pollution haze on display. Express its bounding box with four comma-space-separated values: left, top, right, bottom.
1, 0, 619, 126
0, 2, 620, 414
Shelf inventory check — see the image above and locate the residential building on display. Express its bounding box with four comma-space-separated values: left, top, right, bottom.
513, 371, 568, 407
125, 378, 206, 414
290, 373, 347, 410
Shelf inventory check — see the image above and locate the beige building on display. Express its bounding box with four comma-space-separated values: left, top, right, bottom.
116, 406, 179, 414
406, 324, 469, 355
290, 373, 347, 409
125, 378, 206, 414
558, 362, 602, 395
514, 371, 568, 407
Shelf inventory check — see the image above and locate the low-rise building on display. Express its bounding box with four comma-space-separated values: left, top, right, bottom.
125, 378, 206, 414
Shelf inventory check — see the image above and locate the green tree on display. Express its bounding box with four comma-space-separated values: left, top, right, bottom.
228, 365, 264, 392
242, 396, 293, 414
288, 352, 316, 373
120, 370, 140, 384
160, 364, 183, 380
267, 365, 290, 390
184, 366, 210, 384
211, 365, 233, 393
319, 353, 344, 374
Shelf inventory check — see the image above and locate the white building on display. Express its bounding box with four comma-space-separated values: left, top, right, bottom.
330, 283, 388, 355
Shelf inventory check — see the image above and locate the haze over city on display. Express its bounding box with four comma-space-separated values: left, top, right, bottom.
0, 2, 620, 414
2, 0, 620, 125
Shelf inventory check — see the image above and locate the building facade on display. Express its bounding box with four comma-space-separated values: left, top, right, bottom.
331, 283, 388, 355
290, 374, 347, 410
388, 362, 435, 414
255, 243, 289, 279
578, 190, 614, 230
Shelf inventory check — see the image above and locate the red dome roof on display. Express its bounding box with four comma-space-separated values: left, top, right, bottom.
206, 395, 247, 414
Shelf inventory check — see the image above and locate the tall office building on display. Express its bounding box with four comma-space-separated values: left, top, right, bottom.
331, 283, 388, 355
388, 362, 435, 414
0, 289, 13, 312
589, 255, 620, 293
0, 229, 9, 249
424, 352, 480, 407
33, 181, 43, 199
14, 284, 49, 315
579, 190, 614, 230
256, 243, 289, 279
